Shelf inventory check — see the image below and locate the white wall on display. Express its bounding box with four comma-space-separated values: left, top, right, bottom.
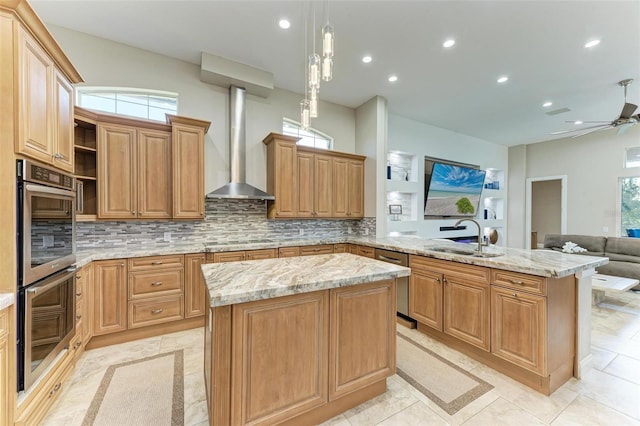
387, 114, 509, 240
509, 125, 640, 239
46, 25, 355, 193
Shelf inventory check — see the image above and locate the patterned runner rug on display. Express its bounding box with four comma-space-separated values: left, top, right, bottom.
82, 350, 184, 425
396, 332, 493, 415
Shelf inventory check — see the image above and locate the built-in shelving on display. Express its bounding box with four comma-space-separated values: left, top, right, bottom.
481, 168, 505, 246
74, 109, 98, 221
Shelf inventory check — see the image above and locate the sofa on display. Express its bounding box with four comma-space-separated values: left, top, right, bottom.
543, 234, 640, 291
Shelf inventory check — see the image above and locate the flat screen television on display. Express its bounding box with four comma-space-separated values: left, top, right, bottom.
424, 161, 486, 218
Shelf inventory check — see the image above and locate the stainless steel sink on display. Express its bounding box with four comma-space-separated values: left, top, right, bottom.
429, 247, 504, 258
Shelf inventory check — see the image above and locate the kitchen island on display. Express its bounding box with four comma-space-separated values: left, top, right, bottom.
200, 253, 410, 425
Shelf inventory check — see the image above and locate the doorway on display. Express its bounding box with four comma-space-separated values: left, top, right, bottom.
526, 176, 567, 249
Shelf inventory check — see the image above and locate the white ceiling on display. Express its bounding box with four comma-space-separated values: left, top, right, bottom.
30, 0, 640, 146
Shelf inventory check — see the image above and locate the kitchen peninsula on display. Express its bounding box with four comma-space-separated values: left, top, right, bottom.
200, 253, 410, 425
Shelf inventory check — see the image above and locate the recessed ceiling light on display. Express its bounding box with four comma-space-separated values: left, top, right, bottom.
584, 39, 600, 48
542, 101, 553, 108
574, 120, 583, 125
443, 39, 455, 48
278, 19, 291, 29
388, 75, 398, 83
362, 55, 372, 64
497, 76, 509, 83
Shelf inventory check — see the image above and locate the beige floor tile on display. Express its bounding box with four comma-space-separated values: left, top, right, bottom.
377, 401, 449, 426
570, 368, 640, 420
603, 354, 640, 384
464, 397, 546, 425
589, 345, 617, 370
319, 413, 352, 426
591, 328, 640, 361
551, 394, 640, 426
342, 377, 419, 425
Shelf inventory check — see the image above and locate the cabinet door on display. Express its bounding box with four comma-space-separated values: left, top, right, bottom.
17, 27, 53, 164
52, 70, 74, 173
272, 140, 297, 217
491, 286, 547, 375
93, 260, 128, 336
329, 280, 395, 400
297, 152, 314, 217
231, 291, 329, 425
138, 129, 172, 219
278, 247, 300, 258
0, 306, 13, 426
332, 157, 348, 217
410, 270, 443, 331
172, 124, 205, 219
97, 124, 137, 219
443, 276, 490, 351
314, 154, 333, 217
347, 159, 364, 218
185, 254, 207, 318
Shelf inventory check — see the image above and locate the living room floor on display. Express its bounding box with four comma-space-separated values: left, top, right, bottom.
42, 289, 640, 425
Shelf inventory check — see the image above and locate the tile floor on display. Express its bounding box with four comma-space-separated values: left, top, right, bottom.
42, 289, 640, 425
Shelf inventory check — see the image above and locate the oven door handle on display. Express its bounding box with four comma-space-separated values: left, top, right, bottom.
25, 183, 76, 198
27, 268, 76, 294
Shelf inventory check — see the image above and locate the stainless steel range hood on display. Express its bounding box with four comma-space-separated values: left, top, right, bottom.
206, 86, 275, 200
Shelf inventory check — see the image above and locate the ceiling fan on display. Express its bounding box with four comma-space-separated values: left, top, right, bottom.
551, 78, 640, 138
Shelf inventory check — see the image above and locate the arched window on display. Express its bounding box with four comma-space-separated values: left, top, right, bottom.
76, 87, 178, 121
283, 118, 333, 150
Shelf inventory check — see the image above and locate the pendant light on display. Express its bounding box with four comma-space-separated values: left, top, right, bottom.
309, 86, 318, 117
321, 0, 334, 81
308, 3, 320, 90
300, 3, 310, 129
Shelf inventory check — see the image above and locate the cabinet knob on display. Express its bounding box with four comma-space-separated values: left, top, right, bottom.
76, 291, 82, 297
513, 293, 518, 297
75, 274, 82, 279
151, 308, 164, 315
120, 263, 125, 267
76, 314, 82, 320
132, 211, 136, 215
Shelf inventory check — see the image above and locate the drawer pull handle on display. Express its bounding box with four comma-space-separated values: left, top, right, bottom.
74, 341, 82, 350
151, 281, 163, 287
48, 382, 61, 397
508, 279, 525, 285
151, 308, 164, 314
151, 261, 163, 265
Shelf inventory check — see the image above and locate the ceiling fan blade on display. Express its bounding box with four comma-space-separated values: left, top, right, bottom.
571, 125, 613, 138
620, 102, 638, 119
551, 124, 611, 135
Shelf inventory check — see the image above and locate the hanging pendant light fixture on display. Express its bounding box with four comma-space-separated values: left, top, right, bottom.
321, 0, 334, 81
309, 86, 318, 117
308, 3, 320, 91
300, 3, 310, 129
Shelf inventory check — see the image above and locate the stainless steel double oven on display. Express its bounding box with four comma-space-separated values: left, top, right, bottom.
16, 159, 76, 392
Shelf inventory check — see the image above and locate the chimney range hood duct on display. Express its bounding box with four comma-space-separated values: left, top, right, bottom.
206, 86, 275, 200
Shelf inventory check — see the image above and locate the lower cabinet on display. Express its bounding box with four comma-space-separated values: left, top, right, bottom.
299, 244, 334, 256
409, 268, 443, 331
207, 279, 396, 425
443, 275, 490, 351
278, 246, 300, 257
185, 253, 207, 318
0, 305, 13, 426
212, 249, 277, 263
92, 259, 128, 336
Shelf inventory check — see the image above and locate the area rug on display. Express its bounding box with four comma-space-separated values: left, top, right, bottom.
82, 350, 184, 426
396, 332, 493, 415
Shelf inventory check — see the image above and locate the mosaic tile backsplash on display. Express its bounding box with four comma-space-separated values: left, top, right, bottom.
76, 199, 376, 249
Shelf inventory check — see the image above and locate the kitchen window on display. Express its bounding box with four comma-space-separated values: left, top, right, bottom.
283, 118, 333, 149
620, 176, 640, 236
76, 87, 178, 122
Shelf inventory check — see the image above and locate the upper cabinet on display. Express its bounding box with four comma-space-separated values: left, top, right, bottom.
263, 133, 366, 220
2, 1, 83, 174
77, 110, 210, 221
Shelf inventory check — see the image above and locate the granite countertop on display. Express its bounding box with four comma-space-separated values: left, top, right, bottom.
75, 235, 607, 278
0, 293, 15, 311
201, 253, 411, 307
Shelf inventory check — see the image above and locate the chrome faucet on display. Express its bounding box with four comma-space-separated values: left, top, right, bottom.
454, 218, 488, 254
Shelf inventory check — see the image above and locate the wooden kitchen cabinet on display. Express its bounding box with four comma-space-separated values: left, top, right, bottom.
185, 253, 207, 318
409, 255, 491, 351
74, 107, 98, 220
97, 122, 171, 219
299, 245, 334, 256
15, 26, 79, 173
167, 115, 210, 219
263, 132, 366, 219
0, 305, 13, 426
92, 259, 128, 336
212, 249, 276, 263
245, 249, 277, 260
297, 150, 333, 218
278, 246, 300, 257
333, 157, 365, 218
264, 132, 299, 218
73, 263, 93, 361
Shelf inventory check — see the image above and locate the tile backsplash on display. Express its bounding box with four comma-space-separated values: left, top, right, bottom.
76, 199, 376, 249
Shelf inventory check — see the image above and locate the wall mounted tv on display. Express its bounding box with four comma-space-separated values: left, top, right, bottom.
424, 158, 486, 218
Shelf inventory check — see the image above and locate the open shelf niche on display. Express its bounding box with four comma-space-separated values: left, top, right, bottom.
74, 109, 98, 220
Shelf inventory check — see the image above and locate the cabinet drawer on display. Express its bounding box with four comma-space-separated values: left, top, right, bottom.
299, 245, 334, 256
356, 245, 375, 258
213, 251, 246, 263
128, 255, 184, 271
278, 247, 300, 258
128, 295, 184, 329
333, 244, 347, 253
410, 255, 490, 284
129, 270, 183, 299
491, 270, 547, 296
245, 249, 276, 260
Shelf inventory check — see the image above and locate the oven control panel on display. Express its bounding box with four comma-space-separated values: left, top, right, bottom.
17, 160, 74, 190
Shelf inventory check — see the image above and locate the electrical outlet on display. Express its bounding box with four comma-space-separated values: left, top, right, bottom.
347, 226, 353, 234
43, 235, 54, 248
299, 228, 304, 236
164, 232, 171, 242
603, 226, 609, 234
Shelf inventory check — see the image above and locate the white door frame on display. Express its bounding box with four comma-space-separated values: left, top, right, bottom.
525, 175, 567, 249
